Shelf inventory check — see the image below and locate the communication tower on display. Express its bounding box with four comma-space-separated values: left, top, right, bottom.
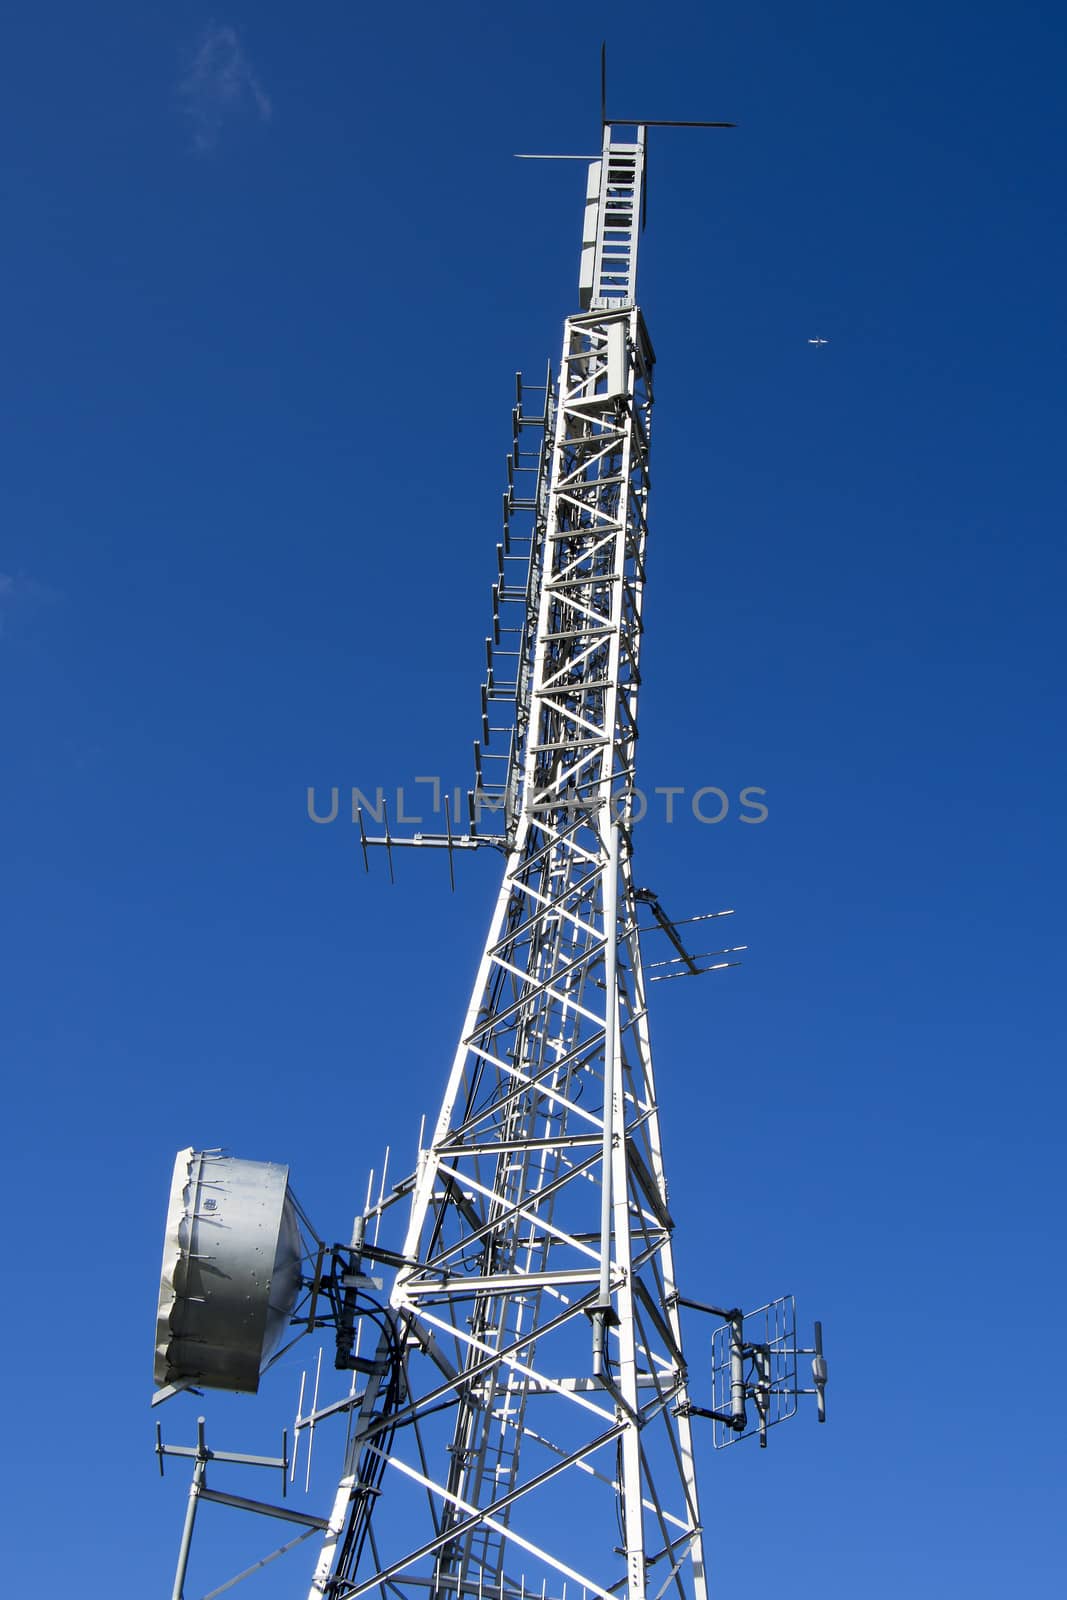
153, 60, 828, 1600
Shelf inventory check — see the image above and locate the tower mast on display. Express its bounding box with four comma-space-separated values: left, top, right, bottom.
309, 121, 709, 1600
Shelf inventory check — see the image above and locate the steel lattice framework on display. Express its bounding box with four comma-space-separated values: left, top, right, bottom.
308, 127, 709, 1600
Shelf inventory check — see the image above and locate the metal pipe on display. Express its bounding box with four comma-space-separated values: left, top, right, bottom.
170, 1420, 208, 1600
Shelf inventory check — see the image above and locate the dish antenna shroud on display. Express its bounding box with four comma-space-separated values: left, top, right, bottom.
154, 1148, 303, 1397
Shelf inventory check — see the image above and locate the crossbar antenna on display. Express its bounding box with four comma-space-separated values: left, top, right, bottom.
601, 39, 737, 129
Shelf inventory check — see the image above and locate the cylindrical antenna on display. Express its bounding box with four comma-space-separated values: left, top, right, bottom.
812, 1320, 828, 1422
729, 1313, 746, 1433
754, 1349, 770, 1448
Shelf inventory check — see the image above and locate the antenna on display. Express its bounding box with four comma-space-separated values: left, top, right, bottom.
152, 1150, 304, 1405
151, 51, 826, 1600
156, 1415, 326, 1600
673, 1296, 829, 1449
600, 41, 737, 129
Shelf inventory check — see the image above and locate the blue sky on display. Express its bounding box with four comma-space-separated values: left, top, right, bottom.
1, 1, 1065, 1594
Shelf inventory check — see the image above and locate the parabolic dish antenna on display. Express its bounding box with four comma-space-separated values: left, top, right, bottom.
154, 1148, 303, 1395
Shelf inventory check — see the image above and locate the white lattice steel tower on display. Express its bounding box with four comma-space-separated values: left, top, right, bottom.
152, 88, 828, 1600
308, 120, 715, 1600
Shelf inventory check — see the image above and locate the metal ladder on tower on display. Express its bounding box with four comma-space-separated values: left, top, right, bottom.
583, 130, 644, 310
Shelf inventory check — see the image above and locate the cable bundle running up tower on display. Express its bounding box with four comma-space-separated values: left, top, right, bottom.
152, 66, 827, 1600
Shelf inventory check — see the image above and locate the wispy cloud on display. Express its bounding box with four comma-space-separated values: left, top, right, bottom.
179, 22, 272, 154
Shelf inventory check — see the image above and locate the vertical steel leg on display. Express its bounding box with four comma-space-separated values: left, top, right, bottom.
171, 1418, 208, 1600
